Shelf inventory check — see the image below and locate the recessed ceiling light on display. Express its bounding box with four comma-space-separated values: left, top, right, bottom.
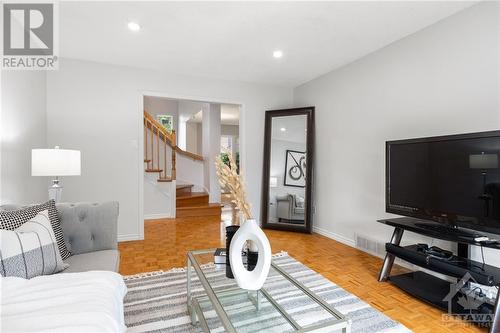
273, 50, 283, 59
128, 22, 141, 31
280, 127, 286, 132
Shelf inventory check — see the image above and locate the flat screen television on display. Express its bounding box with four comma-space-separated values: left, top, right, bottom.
386, 130, 500, 235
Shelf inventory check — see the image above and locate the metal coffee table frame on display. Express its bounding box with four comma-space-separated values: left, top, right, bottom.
187, 249, 352, 333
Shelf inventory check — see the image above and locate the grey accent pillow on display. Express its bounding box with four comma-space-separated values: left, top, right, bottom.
0, 200, 71, 260
0, 210, 68, 278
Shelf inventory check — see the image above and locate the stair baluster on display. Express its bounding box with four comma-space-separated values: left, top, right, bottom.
171, 130, 176, 180
150, 121, 154, 169
156, 127, 159, 171
164, 135, 167, 179
144, 118, 148, 163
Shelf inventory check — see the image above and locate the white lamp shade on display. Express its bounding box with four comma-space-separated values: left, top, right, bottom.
32, 148, 81, 176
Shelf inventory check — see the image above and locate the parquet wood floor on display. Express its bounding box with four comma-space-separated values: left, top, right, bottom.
118, 210, 487, 333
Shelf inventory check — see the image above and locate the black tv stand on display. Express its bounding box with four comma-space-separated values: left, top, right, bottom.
378, 217, 500, 332
415, 222, 479, 238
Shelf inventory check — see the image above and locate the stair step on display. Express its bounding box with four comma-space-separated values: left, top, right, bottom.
176, 184, 194, 190
176, 192, 209, 207
177, 191, 207, 198
176, 184, 194, 195
157, 177, 173, 182
144, 159, 151, 163
145, 169, 163, 173
176, 203, 222, 218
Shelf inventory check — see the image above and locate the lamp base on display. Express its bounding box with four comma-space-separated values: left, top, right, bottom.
48, 179, 63, 203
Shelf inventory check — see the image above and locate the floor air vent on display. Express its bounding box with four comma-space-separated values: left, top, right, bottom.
355, 234, 385, 258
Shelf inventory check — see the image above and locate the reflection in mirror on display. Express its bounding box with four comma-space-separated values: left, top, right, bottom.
269, 115, 307, 226
262, 107, 314, 233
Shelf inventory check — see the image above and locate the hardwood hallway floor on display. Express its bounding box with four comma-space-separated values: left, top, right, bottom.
119, 212, 485, 333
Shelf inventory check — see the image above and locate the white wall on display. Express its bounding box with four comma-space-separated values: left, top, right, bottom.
202, 103, 222, 203
196, 123, 203, 155
176, 153, 204, 193
47, 58, 292, 240
1, 71, 48, 205
294, 2, 500, 262
186, 121, 200, 154
143, 174, 175, 219
178, 100, 206, 151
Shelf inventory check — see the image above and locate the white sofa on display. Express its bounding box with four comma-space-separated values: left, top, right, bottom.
1, 271, 127, 332
0, 202, 126, 332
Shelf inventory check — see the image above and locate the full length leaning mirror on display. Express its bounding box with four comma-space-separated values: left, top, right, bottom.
261, 107, 314, 233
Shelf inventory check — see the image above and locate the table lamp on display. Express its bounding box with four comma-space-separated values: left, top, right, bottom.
32, 146, 81, 202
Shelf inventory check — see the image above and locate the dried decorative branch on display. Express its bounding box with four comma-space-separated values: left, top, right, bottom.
215, 152, 252, 221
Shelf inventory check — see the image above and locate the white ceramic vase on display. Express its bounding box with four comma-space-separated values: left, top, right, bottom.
229, 218, 272, 290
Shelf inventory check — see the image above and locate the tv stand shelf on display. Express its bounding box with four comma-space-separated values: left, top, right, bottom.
379, 217, 500, 250
378, 217, 500, 332
389, 271, 495, 315
386, 244, 500, 286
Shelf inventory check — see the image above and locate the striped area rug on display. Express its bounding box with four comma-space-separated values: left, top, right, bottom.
123, 252, 411, 333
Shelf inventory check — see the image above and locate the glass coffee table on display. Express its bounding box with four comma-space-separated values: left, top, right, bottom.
187, 249, 351, 332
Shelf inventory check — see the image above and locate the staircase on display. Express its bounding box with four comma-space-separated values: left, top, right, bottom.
144, 111, 177, 182
144, 111, 222, 219
176, 184, 222, 218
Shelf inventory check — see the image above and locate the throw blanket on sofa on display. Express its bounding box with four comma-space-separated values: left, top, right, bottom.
1, 271, 127, 332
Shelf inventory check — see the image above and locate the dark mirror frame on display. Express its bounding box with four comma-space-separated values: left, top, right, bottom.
261, 107, 315, 233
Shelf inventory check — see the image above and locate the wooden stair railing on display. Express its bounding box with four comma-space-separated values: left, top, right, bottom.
174, 147, 204, 161
144, 111, 175, 181
143, 111, 204, 183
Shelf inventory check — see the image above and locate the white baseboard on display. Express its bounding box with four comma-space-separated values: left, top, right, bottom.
118, 234, 143, 242
312, 226, 356, 247
144, 213, 173, 220
312, 227, 443, 276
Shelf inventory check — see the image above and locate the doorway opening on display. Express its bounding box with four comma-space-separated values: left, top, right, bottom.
140, 94, 241, 223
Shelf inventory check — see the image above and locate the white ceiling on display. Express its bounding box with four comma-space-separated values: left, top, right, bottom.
60, 1, 476, 87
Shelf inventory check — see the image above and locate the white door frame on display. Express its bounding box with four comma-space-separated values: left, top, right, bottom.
138, 91, 245, 238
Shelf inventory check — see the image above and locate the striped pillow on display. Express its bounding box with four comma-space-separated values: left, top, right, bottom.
0, 200, 71, 260
0, 210, 68, 278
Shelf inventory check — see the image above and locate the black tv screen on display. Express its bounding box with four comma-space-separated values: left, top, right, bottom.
386, 131, 500, 234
